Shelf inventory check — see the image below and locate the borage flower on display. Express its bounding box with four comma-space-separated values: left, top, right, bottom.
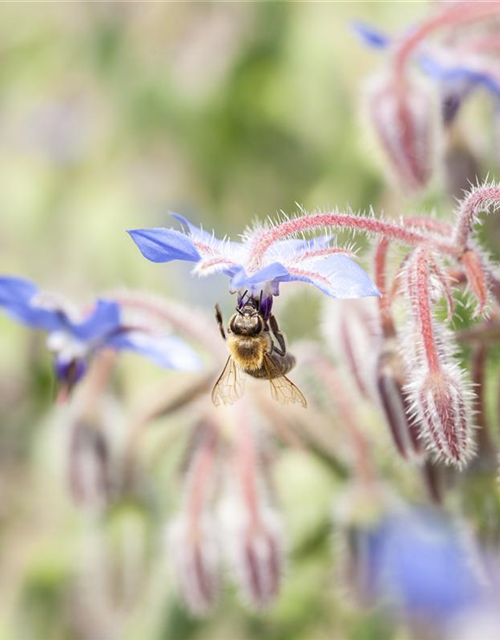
128, 213, 379, 314
353, 2, 500, 191
0, 276, 200, 397
343, 507, 487, 624
354, 21, 500, 125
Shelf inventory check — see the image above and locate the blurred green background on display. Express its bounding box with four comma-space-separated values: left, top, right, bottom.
0, 2, 495, 640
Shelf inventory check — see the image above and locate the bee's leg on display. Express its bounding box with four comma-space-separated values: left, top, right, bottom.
215, 304, 226, 341
269, 314, 286, 356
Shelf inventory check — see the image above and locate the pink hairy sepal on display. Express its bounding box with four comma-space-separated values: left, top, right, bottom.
168, 516, 221, 616
365, 73, 438, 192
461, 249, 490, 317
413, 370, 474, 467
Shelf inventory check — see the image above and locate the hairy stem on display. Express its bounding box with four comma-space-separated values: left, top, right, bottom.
454, 185, 500, 250
393, 1, 500, 81
374, 238, 396, 338
406, 247, 441, 373
248, 212, 458, 272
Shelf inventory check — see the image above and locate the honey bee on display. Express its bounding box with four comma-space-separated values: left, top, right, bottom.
212, 295, 307, 408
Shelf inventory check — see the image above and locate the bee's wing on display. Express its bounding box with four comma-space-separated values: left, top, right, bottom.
211, 356, 246, 406
262, 354, 307, 408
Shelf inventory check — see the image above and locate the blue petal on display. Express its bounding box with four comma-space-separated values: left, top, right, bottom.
230, 262, 291, 289
107, 332, 201, 371
0, 276, 38, 303
288, 255, 380, 298
70, 299, 121, 341
351, 21, 390, 49
128, 228, 201, 264
419, 55, 500, 98
367, 511, 484, 619
0, 275, 66, 332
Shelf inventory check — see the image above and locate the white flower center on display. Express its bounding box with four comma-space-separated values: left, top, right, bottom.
46, 331, 87, 362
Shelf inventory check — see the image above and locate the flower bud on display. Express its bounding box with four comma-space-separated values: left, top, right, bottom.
68, 420, 113, 511
376, 339, 422, 460
322, 298, 380, 401
365, 73, 437, 191
168, 515, 221, 616
408, 367, 475, 467
220, 497, 284, 609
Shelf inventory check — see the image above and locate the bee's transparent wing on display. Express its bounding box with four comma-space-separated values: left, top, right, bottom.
262, 354, 307, 408
212, 356, 245, 406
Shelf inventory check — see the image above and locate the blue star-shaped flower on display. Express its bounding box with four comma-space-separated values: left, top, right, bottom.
0, 276, 201, 392
128, 214, 379, 311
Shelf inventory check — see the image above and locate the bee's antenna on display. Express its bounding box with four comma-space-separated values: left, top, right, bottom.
258, 289, 263, 311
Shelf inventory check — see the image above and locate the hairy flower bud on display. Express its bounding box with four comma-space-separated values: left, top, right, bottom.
402, 247, 476, 466
365, 73, 437, 191
168, 515, 221, 616
220, 497, 284, 609
68, 420, 113, 511
409, 367, 475, 467
376, 339, 422, 460
322, 298, 380, 400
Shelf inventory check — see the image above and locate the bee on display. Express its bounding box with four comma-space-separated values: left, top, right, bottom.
212, 295, 307, 408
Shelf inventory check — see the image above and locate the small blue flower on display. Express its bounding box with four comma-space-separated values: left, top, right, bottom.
0, 276, 201, 391
353, 21, 500, 123
357, 508, 486, 622
128, 214, 379, 310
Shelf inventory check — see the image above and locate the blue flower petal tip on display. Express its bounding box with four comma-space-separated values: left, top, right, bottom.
128, 228, 200, 264
351, 21, 390, 49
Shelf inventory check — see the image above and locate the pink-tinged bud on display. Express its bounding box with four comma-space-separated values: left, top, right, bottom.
67, 420, 113, 511
168, 515, 221, 616
322, 298, 380, 401
365, 73, 437, 192
408, 367, 475, 467
461, 249, 490, 317
401, 247, 476, 466
376, 340, 422, 461
221, 499, 284, 609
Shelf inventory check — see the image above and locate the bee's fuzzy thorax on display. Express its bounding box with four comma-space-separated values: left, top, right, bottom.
227, 334, 269, 372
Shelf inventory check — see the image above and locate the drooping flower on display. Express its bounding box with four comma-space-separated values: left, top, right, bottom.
344, 508, 487, 623
364, 70, 437, 192
354, 21, 500, 125
353, 3, 500, 192
0, 276, 201, 394
128, 213, 379, 314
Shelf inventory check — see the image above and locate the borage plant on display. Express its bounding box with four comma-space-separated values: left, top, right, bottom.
130, 182, 500, 469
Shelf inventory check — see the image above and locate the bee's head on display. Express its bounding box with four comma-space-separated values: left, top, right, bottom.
229, 301, 264, 336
